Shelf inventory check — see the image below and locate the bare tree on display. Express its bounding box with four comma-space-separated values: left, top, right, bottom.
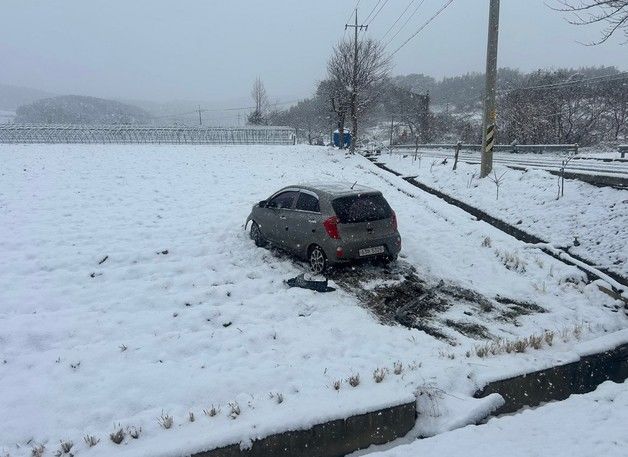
248, 77, 269, 125
551, 1, 628, 44
327, 38, 390, 152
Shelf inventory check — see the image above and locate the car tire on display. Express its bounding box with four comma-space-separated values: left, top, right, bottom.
308, 245, 327, 275
250, 221, 266, 247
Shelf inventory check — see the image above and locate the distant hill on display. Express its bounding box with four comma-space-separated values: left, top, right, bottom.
15, 95, 152, 125
0, 84, 56, 111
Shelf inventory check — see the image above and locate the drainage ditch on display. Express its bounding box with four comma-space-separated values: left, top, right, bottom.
366, 157, 627, 300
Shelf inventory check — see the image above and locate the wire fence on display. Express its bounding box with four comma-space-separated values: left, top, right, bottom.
0, 124, 296, 145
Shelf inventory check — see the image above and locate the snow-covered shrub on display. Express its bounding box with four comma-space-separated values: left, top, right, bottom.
393, 361, 403, 375
494, 249, 527, 273
415, 383, 443, 417
31, 445, 45, 457
348, 374, 360, 387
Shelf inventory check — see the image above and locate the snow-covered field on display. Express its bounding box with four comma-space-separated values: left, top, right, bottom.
0, 144, 626, 457
377, 153, 628, 277
367, 380, 628, 457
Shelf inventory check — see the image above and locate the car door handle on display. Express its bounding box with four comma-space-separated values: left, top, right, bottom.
279, 215, 287, 220
308, 219, 317, 223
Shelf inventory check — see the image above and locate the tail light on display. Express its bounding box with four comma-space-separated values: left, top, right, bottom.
391, 211, 398, 231
323, 216, 341, 239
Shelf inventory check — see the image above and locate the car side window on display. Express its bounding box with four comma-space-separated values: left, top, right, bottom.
295, 192, 320, 212
266, 191, 298, 209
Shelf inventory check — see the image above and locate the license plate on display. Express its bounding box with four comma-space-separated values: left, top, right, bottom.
359, 246, 385, 257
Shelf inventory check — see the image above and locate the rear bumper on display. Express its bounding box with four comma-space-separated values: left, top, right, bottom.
326, 233, 401, 264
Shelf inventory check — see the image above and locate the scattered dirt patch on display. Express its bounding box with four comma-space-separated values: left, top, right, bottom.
494, 295, 546, 322
261, 246, 547, 343
444, 320, 491, 340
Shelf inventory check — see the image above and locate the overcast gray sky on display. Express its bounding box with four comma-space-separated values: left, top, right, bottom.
1, 0, 625, 104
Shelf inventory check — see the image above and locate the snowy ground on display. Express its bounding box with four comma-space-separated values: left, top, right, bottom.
364, 380, 628, 457
376, 152, 628, 278
0, 144, 626, 457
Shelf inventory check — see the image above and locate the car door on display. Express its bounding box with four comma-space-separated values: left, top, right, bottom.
262, 190, 298, 245
288, 190, 323, 257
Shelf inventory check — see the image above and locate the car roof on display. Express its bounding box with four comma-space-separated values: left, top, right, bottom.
291, 182, 379, 198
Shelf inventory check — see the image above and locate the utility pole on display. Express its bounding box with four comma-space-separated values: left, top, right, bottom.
345, 9, 367, 153
480, 0, 500, 178
389, 115, 394, 155
197, 105, 203, 126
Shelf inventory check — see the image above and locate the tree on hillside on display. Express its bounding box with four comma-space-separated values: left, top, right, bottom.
385, 85, 430, 151
552, 0, 628, 44
248, 77, 269, 125
327, 38, 390, 152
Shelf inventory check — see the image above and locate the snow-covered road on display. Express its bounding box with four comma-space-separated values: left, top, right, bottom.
0, 144, 625, 457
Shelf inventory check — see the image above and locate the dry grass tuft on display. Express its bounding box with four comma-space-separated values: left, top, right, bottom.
31, 445, 45, 457
128, 426, 141, 439
332, 380, 342, 391
203, 405, 220, 417
189, 411, 195, 422
110, 426, 125, 444
393, 361, 403, 375
373, 368, 387, 383
83, 435, 100, 447
54, 440, 73, 456
348, 374, 360, 387
269, 392, 284, 404
157, 411, 174, 429
228, 401, 241, 419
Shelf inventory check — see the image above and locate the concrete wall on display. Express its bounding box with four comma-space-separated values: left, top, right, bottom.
192, 401, 416, 457
475, 343, 628, 415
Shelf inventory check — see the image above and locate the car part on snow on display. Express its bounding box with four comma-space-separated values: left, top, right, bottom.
285, 274, 335, 293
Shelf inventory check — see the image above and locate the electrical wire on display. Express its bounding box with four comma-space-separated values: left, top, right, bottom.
500, 71, 628, 93
364, 0, 383, 23
381, 0, 418, 40
367, 0, 390, 26
389, 0, 455, 57
384, 0, 426, 49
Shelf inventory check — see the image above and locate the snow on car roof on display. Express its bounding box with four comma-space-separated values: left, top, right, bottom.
296, 181, 378, 196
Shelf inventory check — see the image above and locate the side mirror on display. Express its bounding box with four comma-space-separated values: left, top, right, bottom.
258, 200, 267, 208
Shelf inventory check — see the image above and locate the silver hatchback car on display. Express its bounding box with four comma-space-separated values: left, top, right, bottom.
246, 182, 401, 274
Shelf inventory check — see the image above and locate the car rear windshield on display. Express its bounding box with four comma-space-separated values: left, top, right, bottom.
332, 193, 392, 223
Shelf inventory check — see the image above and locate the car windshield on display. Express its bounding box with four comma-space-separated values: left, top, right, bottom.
332, 193, 392, 223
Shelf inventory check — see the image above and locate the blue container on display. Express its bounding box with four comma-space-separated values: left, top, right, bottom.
332, 129, 351, 148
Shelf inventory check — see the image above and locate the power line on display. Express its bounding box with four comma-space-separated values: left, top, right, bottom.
389, 0, 455, 57
501, 71, 628, 93
381, 0, 418, 40
384, 0, 426, 49
155, 99, 301, 120
364, 0, 383, 23
367, 0, 390, 25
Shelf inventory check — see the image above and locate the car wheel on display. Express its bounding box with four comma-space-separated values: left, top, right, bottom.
250, 221, 266, 247
308, 245, 327, 275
